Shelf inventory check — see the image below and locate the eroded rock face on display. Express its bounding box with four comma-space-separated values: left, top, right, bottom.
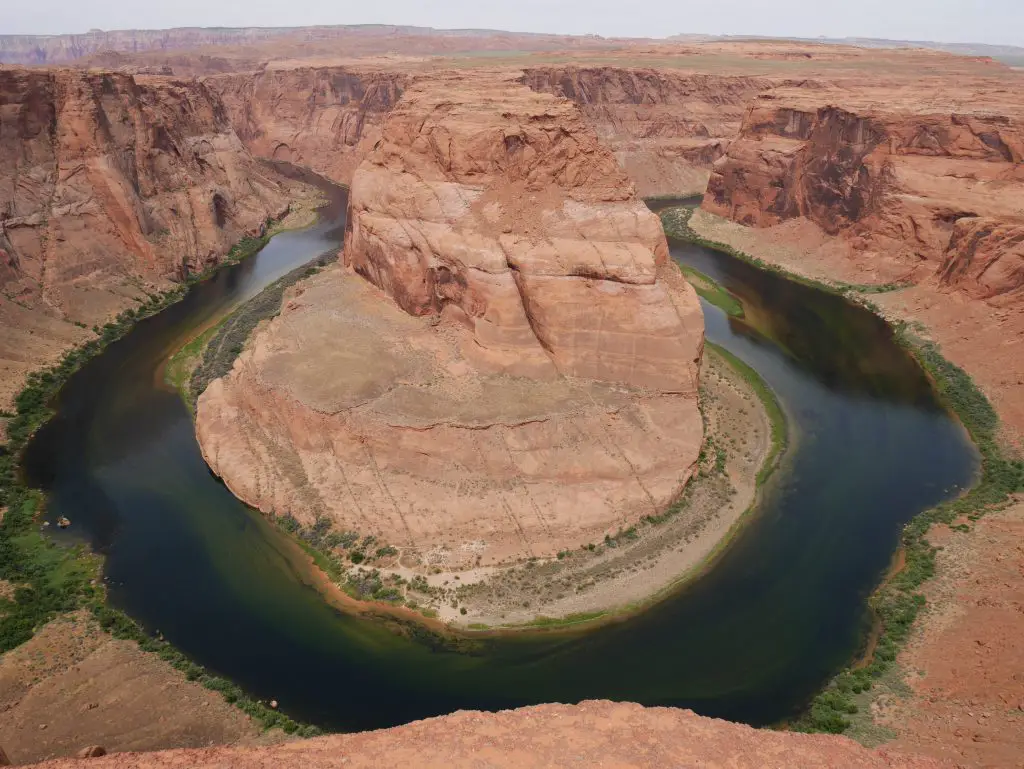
0, 68, 293, 319
522, 67, 777, 197
197, 72, 704, 568
0, 67, 296, 411
704, 88, 1024, 297
207, 67, 407, 186
938, 217, 1024, 300
345, 72, 704, 392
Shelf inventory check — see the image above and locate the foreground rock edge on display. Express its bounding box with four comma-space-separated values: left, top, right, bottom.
22, 701, 952, 769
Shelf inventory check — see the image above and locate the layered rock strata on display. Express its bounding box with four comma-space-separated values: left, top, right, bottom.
196, 72, 705, 569
522, 67, 775, 197
704, 86, 1024, 298
207, 67, 407, 187
0, 67, 295, 409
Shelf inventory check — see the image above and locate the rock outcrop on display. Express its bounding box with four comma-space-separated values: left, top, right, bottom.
196, 72, 704, 569
207, 67, 407, 187
25, 701, 951, 769
0, 67, 296, 409
345, 72, 703, 391
704, 86, 1024, 296
522, 67, 775, 196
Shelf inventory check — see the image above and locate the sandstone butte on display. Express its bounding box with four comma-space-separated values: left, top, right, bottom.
195, 71, 706, 569
1, 35, 1023, 769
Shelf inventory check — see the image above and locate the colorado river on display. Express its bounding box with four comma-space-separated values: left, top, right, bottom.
21, 180, 977, 730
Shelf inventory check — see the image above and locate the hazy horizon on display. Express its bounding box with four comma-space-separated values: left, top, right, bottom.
1, 0, 1021, 48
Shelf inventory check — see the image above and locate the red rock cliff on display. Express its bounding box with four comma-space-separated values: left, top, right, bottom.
521, 67, 776, 196
704, 87, 1024, 298
0, 67, 294, 408
206, 67, 407, 186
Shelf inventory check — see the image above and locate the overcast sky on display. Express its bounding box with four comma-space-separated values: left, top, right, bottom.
2, 0, 1021, 47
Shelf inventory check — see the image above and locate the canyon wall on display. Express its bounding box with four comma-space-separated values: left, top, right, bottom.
521, 67, 775, 196
206, 67, 407, 187
704, 87, 1024, 298
209, 64, 777, 198
196, 72, 705, 570
0, 67, 295, 409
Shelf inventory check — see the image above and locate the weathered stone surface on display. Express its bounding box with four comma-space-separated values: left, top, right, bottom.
938, 217, 1024, 300
197, 72, 704, 568
207, 66, 407, 187
704, 86, 1024, 297
345, 71, 704, 393
25, 701, 952, 769
0, 69, 293, 306
0, 67, 295, 410
522, 67, 776, 196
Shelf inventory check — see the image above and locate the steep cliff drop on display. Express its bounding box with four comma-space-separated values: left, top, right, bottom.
206, 66, 407, 187
0, 67, 297, 409
195, 71, 705, 573
698, 82, 1024, 438
703, 86, 1024, 293
521, 66, 775, 197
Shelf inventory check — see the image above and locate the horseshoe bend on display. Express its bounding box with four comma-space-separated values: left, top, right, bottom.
0, 21, 1023, 769
195, 71, 707, 577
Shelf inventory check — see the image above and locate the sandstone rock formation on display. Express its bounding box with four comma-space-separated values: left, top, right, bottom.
207, 67, 407, 187
25, 701, 952, 769
345, 72, 704, 391
704, 86, 1024, 297
521, 67, 775, 197
196, 72, 704, 569
0, 69, 292, 306
0, 67, 296, 409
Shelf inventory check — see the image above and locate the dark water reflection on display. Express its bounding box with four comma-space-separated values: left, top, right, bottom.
21, 191, 977, 731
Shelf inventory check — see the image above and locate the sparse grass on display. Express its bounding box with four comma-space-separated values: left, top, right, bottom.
706, 344, 786, 487
680, 265, 745, 317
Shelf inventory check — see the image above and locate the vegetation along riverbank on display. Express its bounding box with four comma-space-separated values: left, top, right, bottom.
0, 206, 324, 742
175, 249, 787, 633
659, 205, 1024, 737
